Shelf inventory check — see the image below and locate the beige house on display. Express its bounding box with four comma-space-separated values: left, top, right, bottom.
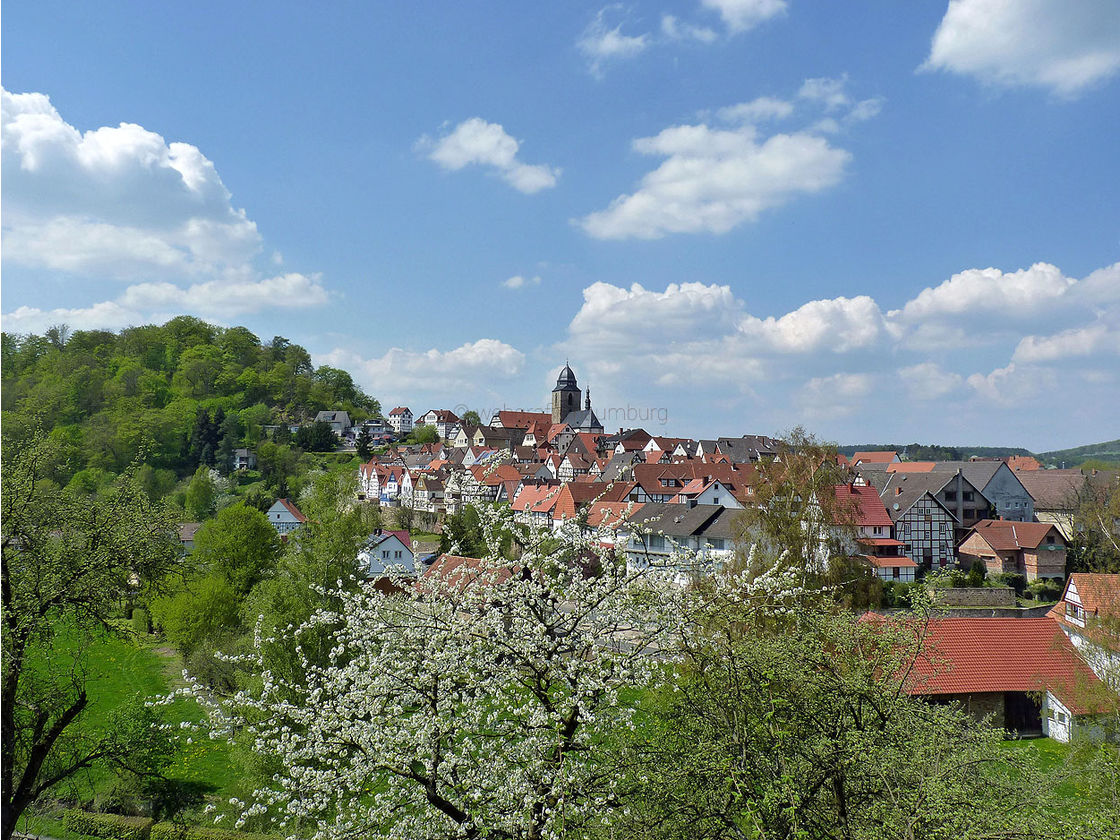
958, 519, 1067, 581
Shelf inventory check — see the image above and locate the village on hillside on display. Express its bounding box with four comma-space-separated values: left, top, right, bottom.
249, 364, 1120, 748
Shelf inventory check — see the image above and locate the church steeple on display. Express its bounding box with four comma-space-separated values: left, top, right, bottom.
552, 363, 581, 424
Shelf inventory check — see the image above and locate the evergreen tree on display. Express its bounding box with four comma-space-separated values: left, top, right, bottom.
356, 427, 373, 461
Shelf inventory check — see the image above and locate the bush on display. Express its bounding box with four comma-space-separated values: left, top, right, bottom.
132, 608, 150, 636
149, 823, 275, 840
1027, 578, 1063, 603
991, 572, 1027, 595
64, 809, 153, 840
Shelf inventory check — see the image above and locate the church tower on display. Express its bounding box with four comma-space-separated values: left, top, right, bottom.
552, 363, 581, 424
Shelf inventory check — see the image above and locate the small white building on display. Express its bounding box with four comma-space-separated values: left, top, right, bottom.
388, 407, 413, 436
267, 498, 307, 535
315, 410, 352, 434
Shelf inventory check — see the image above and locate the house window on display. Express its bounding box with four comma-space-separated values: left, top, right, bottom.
708, 538, 726, 551
873, 526, 884, 535
963, 492, 974, 502
1046, 535, 1055, 545
963, 508, 975, 520
713, 496, 720, 505
382, 550, 390, 559
395, 550, 402, 559
944, 491, 957, 502
893, 567, 901, 580
648, 535, 666, 551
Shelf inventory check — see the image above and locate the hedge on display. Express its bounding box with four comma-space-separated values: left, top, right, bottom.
149, 823, 276, 840
63, 810, 153, 840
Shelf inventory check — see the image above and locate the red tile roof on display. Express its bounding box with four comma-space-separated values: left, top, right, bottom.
495, 410, 552, 429
906, 617, 1104, 713
864, 555, 917, 569
1007, 455, 1042, 471
388, 406, 410, 415
885, 462, 936, 473
276, 498, 307, 522
1047, 573, 1120, 645
830, 483, 893, 528
853, 451, 898, 464
419, 554, 518, 593
967, 519, 1063, 551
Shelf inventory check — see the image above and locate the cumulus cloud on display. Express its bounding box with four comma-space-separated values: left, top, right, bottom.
2, 88, 260, 279
3, 273, 328, 334
924, 0, 1120, 96
421, 117, 559, 194
578, 7, 651, 76
579, 124, 850, 239
701, 0, 787, 34
559, 258, 1118, 442
1013, 322, 1120, 362
317, 339, 526, 401
578, 78, 886, 240
502, 274, 542, 290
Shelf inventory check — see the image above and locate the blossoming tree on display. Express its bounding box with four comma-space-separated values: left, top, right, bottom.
200, 506, 675, 840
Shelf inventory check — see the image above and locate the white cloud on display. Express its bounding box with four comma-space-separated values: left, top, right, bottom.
502, 275, 542, 290
740, 295, 891, 352
559, 259, 1118, 443
891, 262, 1077, 322
2, 273, 328, 334
2, 88, 261, 279
967, 362, 1059, 406
578, 8, 651, 76
660, 15, 718, 44
897, 362, 964, 400
578, 123, 850, 239
701, 0, 787, 34
578, 78, 887, 240
924, 0, 1120, 96
1013, 322, 1120, 363
422, 117, 559, 194
318, 339, 526, 400
716, 96, 795, 124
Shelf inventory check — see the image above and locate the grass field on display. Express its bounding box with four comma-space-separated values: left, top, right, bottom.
25, 620, 240, 816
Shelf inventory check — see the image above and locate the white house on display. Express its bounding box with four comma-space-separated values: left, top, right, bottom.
388, 407, 413, 436
358, 529, 416, 579
267, 498, 307, 535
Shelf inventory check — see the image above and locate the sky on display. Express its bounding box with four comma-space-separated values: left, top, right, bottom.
3, 0, 1119, 450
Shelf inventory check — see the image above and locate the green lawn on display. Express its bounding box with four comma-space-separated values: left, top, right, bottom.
28, 620, 240, 811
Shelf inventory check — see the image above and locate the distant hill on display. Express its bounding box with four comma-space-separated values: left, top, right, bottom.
1036, 439, 1120, 468
838, 440, 1120, 468
838, 443, 1031, 462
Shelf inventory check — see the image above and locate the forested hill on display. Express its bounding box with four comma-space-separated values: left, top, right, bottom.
1, 318, 379, 491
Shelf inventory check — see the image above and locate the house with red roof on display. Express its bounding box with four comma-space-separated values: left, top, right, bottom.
490, 410, 552, 430
830, 483, 917, 582
900, 616, 1112, 741
958, 519, 1067, 580
851, 450, 899, 466
267, 498, 307, 536
387, 406, 413, 436
1047, 573, 1120, 688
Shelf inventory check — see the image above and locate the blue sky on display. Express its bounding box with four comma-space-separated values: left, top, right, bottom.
3, 0, 1119, 449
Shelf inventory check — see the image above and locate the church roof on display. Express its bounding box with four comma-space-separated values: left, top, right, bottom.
554, 363, 578, 391
563, 407, 603, 432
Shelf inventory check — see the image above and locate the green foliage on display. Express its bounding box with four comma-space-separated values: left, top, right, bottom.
149, 822, 275, 840
3, 433, 182, 834
131, 609, 150, 636
184, 467, 215, 521
620, 600, 1054, 840
243, 471, 379, 686
1, 321, 379, 501
406, 424, 439, 445
63, 810, 152, 840
151, 574, 240, 658
460, 409, 481, 426
355, 427, 373, 461
294, 421, 338, 452
191, 504, 280, 595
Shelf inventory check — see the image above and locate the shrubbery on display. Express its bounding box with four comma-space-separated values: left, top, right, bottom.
131, 608, 150, 636
149, 822, 275, 840
63, 809, 152, 840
